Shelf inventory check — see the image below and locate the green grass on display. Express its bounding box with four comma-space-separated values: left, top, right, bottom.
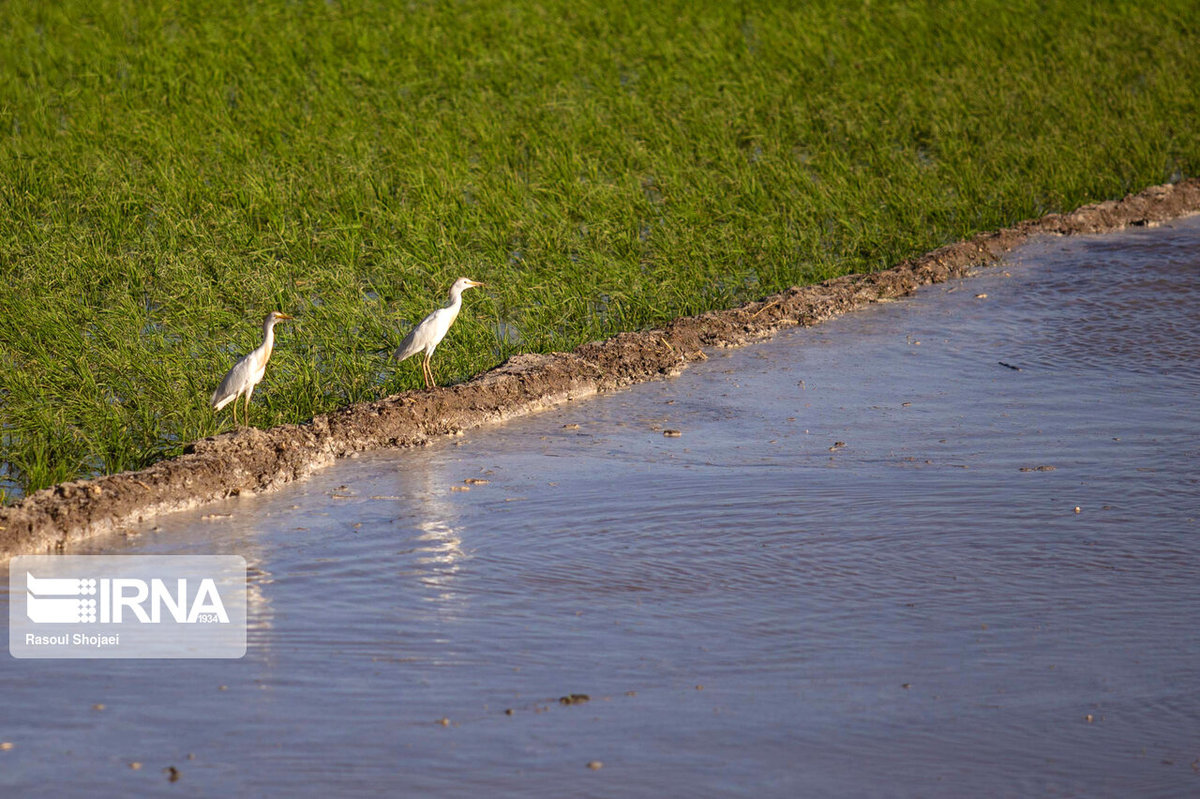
1, 0, 1198, 499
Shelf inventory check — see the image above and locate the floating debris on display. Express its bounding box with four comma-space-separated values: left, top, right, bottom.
829, 441, 846, 452
164, 766, 180, 782
129, 762, 142, 770
1019, 465, 1056, 472
975, 293, 988, 299
587, 761, 604, 771
998, 361, 1022, 371
0, 742, 13, 751
559, 694, 590, 705
451, 486, 470, 492
437, 717, 450, 726
663, 429, 682, 437
563, 423, 580, 430
464, 478, 490, 485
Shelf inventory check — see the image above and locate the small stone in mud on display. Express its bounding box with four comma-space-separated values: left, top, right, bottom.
129, 762, 142, 770
663, 429, 682, 437
559, 694, 590, 705
563, 423, 580, 430
437, 717, 450, 726
587, 761, 603, 771
1085, 714, 1094, 723
92, 703, 105, 711
464, 478, 490, 485
165, 766, 180, 782
1074, 506, 1082, 514
505, 708, 514, 716
902, 683, 911, 689
695, 684, 704, 691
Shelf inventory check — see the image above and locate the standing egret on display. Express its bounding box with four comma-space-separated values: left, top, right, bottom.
211, 311, 294, 426
392, 277, 484, 388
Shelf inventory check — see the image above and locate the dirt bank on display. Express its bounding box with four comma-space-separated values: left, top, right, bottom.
3, 179, 1198, 557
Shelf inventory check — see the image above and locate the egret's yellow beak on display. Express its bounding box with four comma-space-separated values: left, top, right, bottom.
277, 313, 295, 321
467, 280, 485, 288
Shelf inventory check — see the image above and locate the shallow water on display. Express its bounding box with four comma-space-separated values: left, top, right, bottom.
3, 217, 1200, 796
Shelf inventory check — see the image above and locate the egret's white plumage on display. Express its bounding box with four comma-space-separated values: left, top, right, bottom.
392, 277, 484, 388
211, 311, 293, 426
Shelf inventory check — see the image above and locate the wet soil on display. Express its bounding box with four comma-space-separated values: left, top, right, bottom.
2, 179, 1198, 556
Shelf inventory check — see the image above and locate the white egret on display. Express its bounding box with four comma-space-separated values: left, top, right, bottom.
211, 311, 294, 426
392, 277, 484, 388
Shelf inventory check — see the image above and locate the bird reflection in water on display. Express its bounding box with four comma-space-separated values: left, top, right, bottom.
405, 464, 472, 619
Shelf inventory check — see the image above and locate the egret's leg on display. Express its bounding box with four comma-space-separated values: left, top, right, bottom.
244, 386, 254, 427
231, 394, 238, 428
423, 354, 434, 388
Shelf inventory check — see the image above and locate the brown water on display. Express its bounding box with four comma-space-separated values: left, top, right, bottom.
3, 217, 1200, 796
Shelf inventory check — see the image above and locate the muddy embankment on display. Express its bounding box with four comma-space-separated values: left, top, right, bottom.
2, 179, 1198, 557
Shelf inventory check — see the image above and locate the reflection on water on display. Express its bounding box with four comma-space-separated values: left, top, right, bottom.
2, 217, 1200, 796
409, 467, 470, 614
244, 560, 275, 643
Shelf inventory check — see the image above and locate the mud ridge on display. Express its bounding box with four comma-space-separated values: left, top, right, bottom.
2, 179, 1198, 557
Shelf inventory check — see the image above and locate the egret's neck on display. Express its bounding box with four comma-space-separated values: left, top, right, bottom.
445, 287, 465, 309
261, 318, 277, 358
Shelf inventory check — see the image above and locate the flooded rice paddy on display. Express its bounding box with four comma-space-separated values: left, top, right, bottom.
3, 217, 1199, 796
